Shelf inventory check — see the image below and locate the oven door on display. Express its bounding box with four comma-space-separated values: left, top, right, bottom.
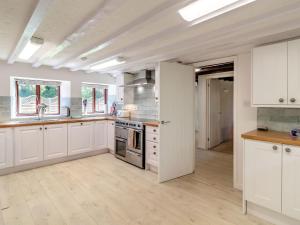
115, 126, 128, 139
115, 137, 127, 159
127, 130, 143, 154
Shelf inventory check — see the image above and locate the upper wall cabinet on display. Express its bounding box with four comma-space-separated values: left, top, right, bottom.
252, 39, 300, 107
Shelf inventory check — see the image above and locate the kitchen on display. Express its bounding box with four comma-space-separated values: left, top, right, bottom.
1, 0, 300, 225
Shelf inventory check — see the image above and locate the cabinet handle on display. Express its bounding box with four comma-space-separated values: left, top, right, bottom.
45, 127, 47, 130
153, 152, 157, 155
279, 98, 284, 103
285, 148, 291, 153
80, 123, 83, 126
290, 98, 296, 103
40, 127, 43, 131
272, 145, 278, 150
153, 129, 156, 132
153, 137, 157, 141
153, 145, 156, 149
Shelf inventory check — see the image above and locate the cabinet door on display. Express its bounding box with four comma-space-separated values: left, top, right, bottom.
107, 121, 115, 152
44, 124, 68, 160
288, 39, 300, 105
15, 126, 44, 166
68, 122, 94, 155
0, 128, 13, 169
244, 140, 282, 213
252, 42, 288, 105
282, 144, 300, 220
94, 121, 107, 150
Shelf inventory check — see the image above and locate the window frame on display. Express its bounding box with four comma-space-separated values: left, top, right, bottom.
16, 81, 61, 116
82, 85, 108, 115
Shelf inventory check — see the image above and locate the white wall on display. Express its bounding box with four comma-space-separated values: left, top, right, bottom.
234, 53, 257, 189
0, 60, 115, 97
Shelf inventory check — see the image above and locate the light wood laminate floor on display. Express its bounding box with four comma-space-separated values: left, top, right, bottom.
0, 151, 271, 225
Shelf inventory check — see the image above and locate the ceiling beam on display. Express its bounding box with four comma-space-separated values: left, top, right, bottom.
32, 0, 123, 68
7, 0, 53, 64
75, 1, 300, 72
53, 0, 195, 69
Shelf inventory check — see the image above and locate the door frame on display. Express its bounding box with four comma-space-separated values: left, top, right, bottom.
206, 72, 234, 150
193, 56, 238, 189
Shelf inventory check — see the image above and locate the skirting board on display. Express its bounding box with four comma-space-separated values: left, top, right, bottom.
247, 202, 299, 225
0, 148, 110, 176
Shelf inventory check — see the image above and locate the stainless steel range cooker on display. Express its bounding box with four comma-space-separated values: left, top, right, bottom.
115, 119, 145, 169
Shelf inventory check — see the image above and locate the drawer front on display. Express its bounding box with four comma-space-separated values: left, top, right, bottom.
146, 126, 159, 135
146, 141, 159, 166
146, 133, 159, 143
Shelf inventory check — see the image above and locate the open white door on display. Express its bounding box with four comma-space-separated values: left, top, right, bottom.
158, 62, 195, 183
208, 79, 222, 149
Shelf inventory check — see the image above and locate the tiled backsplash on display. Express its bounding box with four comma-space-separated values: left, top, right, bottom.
0, 96, 82, 122
131, 86, 158, 120
0, 96, 11, 122
118, 85, 158, 120
258, 108, 300, 132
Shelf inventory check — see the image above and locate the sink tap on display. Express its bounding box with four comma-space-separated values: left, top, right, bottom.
37, 103, 47, 120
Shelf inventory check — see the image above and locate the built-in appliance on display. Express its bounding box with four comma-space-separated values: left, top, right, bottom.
115, 119, 145, 168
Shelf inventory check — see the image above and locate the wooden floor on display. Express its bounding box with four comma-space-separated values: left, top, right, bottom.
0, 151, 271, 225
211, 140, 233, 154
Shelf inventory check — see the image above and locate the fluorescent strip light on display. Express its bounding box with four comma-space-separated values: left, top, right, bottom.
89, 57, 126, 71
178, 0, 256, 22
19, 37, 44, 60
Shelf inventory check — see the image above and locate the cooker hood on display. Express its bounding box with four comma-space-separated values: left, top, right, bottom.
125, 70, 155, 87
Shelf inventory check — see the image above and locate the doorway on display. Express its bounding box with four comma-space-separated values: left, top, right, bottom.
208, 76, 234, 154
195, 61, 235, 188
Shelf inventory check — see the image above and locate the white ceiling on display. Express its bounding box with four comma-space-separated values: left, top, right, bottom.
1, 0, 300, 74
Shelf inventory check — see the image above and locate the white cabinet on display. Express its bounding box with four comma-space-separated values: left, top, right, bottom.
15, 125, 44, 166
107, 121, 115, 152
68, 122, 94, 155
244, 140, 282, 213
288, 39, 300, 105
146, 126, 159, 171
116, 73, 134, 104
94, 121, 107, 150
252, 42, 288, 106
44, 124, 68, 160
0, 128, 13, 169
252, 38, 300, 107
282, 144, 300, 221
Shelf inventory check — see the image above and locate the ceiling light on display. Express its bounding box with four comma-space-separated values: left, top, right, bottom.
18, 37, 44, 60
178, 0, 256, 22
89, 57, 126, 71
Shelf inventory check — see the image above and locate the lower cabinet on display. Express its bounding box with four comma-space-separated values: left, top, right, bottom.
244, 139, 300, 221
146, 126, 160, 172
15, 125, 44, 166
68, 122, 94, 155
107, 121, 115, 152
0, 128, 13, 169
282, 144, 300, 221
44, 124, 68, 160
94, 121, 107, 150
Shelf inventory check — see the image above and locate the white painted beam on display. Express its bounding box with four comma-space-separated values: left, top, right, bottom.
32, 0, 123, 68
54, 0, 195, 70
75, 0, 300, 72
8, 0, 53, 64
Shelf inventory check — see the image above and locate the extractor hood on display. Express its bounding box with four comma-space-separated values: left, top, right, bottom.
125, 70, 155, 87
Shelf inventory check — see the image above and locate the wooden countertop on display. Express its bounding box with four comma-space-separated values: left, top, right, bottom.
0, 116, 116, 128
143, 121, 160, 127
242, 130, 300, 146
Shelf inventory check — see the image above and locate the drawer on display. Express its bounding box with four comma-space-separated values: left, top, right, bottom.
146, 133, 159, 143
146, 141, 159, 166
146, 126, 159, 135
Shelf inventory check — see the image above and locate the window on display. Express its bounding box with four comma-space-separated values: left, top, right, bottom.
16, 79, 60, 116
82, 84, 107, 114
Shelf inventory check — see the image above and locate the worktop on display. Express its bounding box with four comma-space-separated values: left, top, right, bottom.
0, 117, 160, 128
242, 130, 300, 147
0, 117, 116, 128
